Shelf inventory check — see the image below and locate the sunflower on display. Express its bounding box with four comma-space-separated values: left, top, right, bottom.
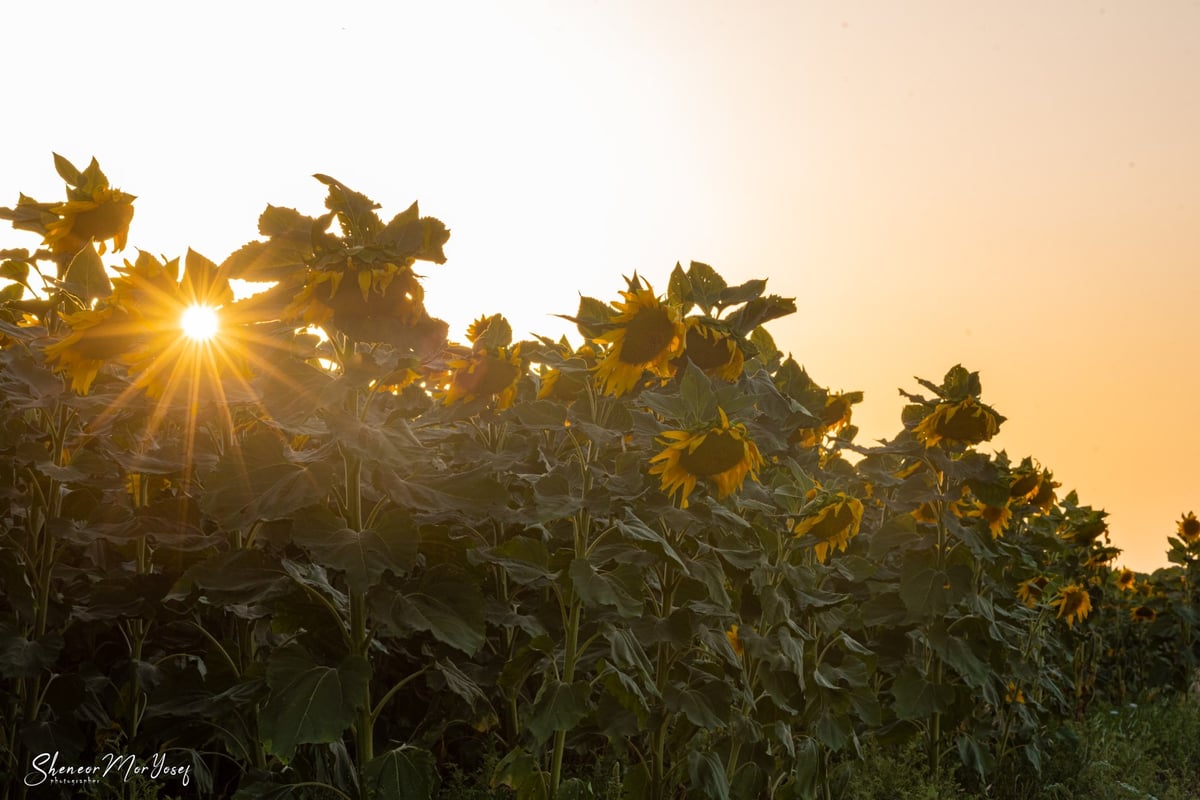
1016, 576, 1048, 608
537, 345, 597, 403
791, 392, 856, 448
912, 396, 1002, 448
593, 281, 684, 396
911, 502, 939, 525
1115, 568, 1136, 592
442, 345, 523, 409
1179, 511, 1200, 544
679, 319, 743, 381
1054, 584, 1093, 628
648, 407, 764, 508
791, 494, 864, 563
43, 185, 135, 256
284, 260, 426, 340
725, 624, 745, 658
1130, 606, 1157, 623
110, 253, 246, 398
43, 306, 144, 393
967, 498, 1012, 537
1004, 681, 1025, 705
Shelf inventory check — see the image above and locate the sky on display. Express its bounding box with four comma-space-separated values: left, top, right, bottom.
3, 1, 1198, 572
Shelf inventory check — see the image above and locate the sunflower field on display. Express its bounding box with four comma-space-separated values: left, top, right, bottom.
2, 157, 1199, 800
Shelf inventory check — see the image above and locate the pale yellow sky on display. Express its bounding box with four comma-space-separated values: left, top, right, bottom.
4, 1, 1198, 571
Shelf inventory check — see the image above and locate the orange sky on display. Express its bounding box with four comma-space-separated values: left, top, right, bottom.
4, 1, 1198, 571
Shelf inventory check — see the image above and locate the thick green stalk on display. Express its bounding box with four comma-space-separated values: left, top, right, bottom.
343, 449, 375, 781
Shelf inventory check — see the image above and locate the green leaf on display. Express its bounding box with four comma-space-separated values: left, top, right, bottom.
260, 645, 370, 760
668, 262, 694, 312
362, 745, 437, 800
292, 506, 420, 593
664, 683, 727, 729
528, 679, 592, 742
615, 510, 687, 570
927, 622, 991, 688
891, 666, 954, 720
569, 558, 643, 617
398, 568, 487, 655
558, 294, 613, 340
678, 362, 718, 424
724, 295, 797, 336
0, 632, 63, 678
956, 734, 995, 780
814, 711, 853, 751
168, 548, 285, 605
473, 535, 554, 585
492, 748, 549, 800
314, 173, 382, 242
718, 278, 767, 307
379, 465, 508, 515
53, 153, 84, 185
687, 750, 731, 800
686, 261, 727, 311
1, 259, 29, 284
62, 243, 112, 303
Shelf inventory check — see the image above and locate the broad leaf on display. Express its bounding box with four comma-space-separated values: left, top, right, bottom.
362, 745, 437, 800
260, 645, 370, 760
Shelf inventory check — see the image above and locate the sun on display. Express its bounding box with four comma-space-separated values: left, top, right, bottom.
180, 304, 220, 342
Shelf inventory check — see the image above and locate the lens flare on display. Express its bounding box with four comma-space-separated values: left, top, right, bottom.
180, 305, 219, 342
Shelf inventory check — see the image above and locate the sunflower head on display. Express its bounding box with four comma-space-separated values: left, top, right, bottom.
1055, 584, 1093, 628
1116, 568, 1137, 592
442, 345, 524, 409
679, 319, 743, 381
1016, 576, 1049, 608
1178, 512, 1200, 544
912, 396, 1002, 448
284, 260, 429, 345
44, 186, 136, 257
1130, 605, 1157, 623
593, 280, 684, 397
648, 408, 764, 508
791, 494, 865, 563
968, 498, 1012, 538
537, 346, 598, 403
43, 306, 145, 393
725, 624, 745, 658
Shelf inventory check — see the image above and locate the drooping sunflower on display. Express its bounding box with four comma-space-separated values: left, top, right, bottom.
791, 494, 865, 563
284, 260, 426, 338
43, 306, 145, 393
442, 345, 524, 409
648, 407, 764, 509
1016, 576, 1048, 608
593, 281, 684, 397
790, 392, 856, 448
1115, 568, 1137, 592
43, 185, 135, 256
1054, 584, 1093, 628
537, 345, 597, 403
725, 624, 745, 658
1178, 511, 1200, 544
911, 502, 939, 525
912, 396, 1002, 448
1130, 605, 1157, 623
967, 498, 1012, 538
679, 319, 743, 381
1004, 681, 1025, 705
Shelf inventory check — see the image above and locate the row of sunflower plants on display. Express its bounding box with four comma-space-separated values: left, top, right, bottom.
0, 155, 1193, 800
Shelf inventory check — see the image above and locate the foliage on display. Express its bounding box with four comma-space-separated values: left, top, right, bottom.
1, 155, 1197, 800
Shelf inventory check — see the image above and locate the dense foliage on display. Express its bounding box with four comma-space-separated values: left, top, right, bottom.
1, 156, 1198, 800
